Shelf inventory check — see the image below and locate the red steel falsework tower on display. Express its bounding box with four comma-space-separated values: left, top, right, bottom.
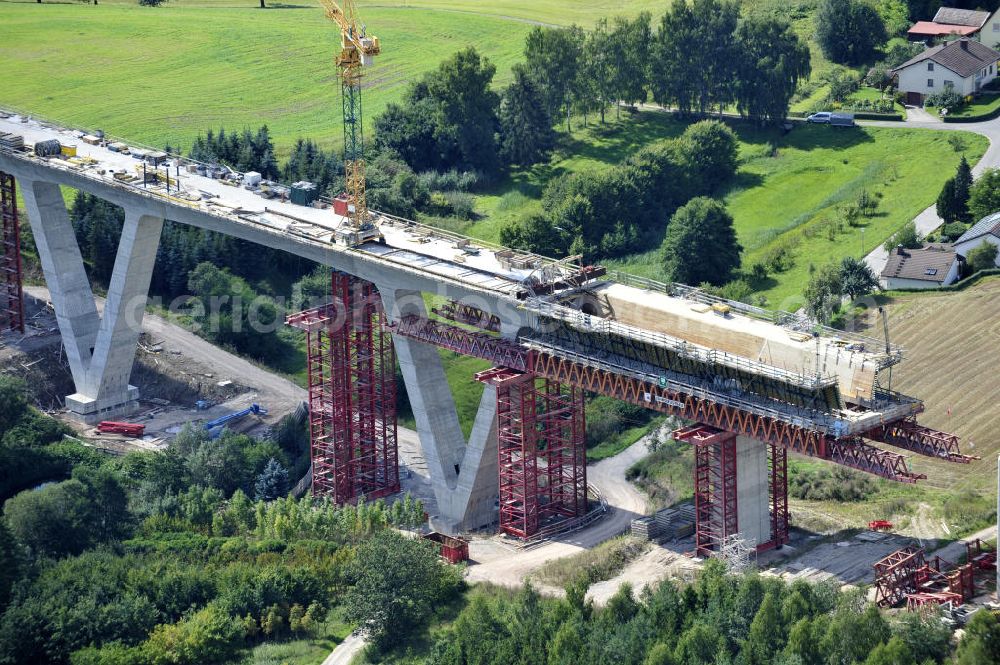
477, 368, 587, 538
286, 272, 398, 504
0, 171, 24, 333
675, 425, 789, 557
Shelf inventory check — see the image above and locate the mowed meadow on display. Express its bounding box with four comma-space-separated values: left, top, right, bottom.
0, 1, 540, 156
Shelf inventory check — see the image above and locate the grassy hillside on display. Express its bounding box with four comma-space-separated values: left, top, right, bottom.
0, 2, 535, 156
460, 112, 987, 307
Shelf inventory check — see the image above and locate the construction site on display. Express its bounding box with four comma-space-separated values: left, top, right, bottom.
0, 0, 996, 625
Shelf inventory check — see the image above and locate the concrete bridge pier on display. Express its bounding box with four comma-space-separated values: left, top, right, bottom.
21, 178, 163, 423
380, 287, 500, 534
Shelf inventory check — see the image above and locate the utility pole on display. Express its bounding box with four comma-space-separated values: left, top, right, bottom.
860, 227, 865, 257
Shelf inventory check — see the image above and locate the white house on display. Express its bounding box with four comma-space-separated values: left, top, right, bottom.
892, 38, 1000, 106
879, 245, 961, 290
953, 211, 1000, 267
978, 7, 1000, 49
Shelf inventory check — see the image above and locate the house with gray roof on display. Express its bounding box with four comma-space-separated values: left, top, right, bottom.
892, 38, 1000, 105
953, 211, 1000, 268
880, 245, 961, 290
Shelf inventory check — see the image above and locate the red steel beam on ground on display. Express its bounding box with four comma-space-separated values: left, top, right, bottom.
866, 417, 976, 463
287, 273, 398, 504
0, 171, 24, 334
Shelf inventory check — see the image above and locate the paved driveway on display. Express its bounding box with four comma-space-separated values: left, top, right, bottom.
860, 115, 1000, 275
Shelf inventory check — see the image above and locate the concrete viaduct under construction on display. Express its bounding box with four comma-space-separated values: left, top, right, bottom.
0, 113, 975, 555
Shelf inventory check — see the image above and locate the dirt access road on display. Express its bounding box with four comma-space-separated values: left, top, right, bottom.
466, 434, 652, 589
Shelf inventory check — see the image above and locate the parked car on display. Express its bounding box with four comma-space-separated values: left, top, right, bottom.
806, 111, 856, 127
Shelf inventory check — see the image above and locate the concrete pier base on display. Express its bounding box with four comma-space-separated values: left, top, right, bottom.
736, 435, 772, 548
382, 287, 499, 534
20, 179, 163, 421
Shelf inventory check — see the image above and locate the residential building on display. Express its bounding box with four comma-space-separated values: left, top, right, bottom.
908, 8, 990, 43
983, 7, 1000, 49
892, 38, 1000, 105
953, 211, 1000, 267
880, 245, 961, 290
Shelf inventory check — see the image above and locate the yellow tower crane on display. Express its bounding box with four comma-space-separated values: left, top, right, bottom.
319, 0, 383, 245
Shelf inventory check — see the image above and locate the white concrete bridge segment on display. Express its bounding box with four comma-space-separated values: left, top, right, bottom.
21, 179, 164, 420
382, 288, 500, 532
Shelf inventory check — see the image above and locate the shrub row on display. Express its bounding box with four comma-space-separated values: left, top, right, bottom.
944, 103, 1000, 123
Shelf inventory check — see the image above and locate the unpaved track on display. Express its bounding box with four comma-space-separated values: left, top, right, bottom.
466, 435, 652, 589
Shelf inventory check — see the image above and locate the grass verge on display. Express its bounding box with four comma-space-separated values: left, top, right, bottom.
531, 536, 648, 588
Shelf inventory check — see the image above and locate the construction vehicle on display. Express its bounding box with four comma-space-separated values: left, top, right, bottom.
204, 403, 267, 438
318, 0, 384, 247
96, 421, 146, 438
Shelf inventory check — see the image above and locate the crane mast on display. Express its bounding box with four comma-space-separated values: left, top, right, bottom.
320, 0, 383, 245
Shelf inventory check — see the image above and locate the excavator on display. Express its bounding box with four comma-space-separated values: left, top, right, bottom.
319, 0, 384, 246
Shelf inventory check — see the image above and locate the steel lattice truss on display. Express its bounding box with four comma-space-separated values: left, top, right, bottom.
873, 546, 976, 608
677, 426, 739, 557
390, 315, 967, 484
287, 273, 398, 504
0, 171, 24, 333
867, 417, 978, 463
477, 368, 587, 538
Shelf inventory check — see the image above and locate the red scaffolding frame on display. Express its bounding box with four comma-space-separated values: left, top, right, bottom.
676, 426, 739, 557
0, 171, 24, 333
767, 443, 790, 551
286, 272, 398, 504
477, 368, 587, 538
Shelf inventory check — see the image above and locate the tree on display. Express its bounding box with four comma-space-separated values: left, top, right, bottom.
955, 608, 1000, 665
254, 458, 289, 501
967, 241, 998, 273
893, 608, 952, 664
427, 47, 501, 176
968, 168, 1000, 221
498, 65, 555, 166
650, 0, 739, 115
0, 376, 27, 434
344, 530, 461, 650
745, 591, 783, 665
661, 198, 742, 286
734, 17, 811, 125
954, 156, 973, 222
937, 178, 962, 224
882, 222, 921, 252
839, 257, 879, 300
610, 13, 652, 117
815, 0, 887, 66
524, 26, 584, 132
679, 120, 739, 194
862, 635, 914, 665
674, 622, 723, 665
803, 263, 843, 324
499, 213, 568, 258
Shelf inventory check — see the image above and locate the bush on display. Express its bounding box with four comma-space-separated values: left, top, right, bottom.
790, 466, 875, 501
925, 89, 962, 113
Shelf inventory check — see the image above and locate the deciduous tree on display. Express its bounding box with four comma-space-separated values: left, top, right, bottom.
968, 168, 1000, 221
660, 197, 742, 286
734, 17, 811, 125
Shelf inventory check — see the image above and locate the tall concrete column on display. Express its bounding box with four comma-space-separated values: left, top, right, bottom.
381, 287, 499, 533
21, 179, 163, 421
736, 435, 771, 548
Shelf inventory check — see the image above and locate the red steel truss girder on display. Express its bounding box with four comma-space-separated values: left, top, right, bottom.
394, 315, 528, 371
393, 316, 923, 483
0, 171, 24, 334
287, 273, 398, 504
531, 352, 924, 483
866, 417, 975, 463
478, 369, 587, 538
432, 301, 502, 333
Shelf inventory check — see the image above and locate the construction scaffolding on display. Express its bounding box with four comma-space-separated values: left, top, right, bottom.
477, 368, 587, 538
0, 171, 24, 333
873, 546, 976, 609
676, 426, 739, 557
286, 272, 398, 504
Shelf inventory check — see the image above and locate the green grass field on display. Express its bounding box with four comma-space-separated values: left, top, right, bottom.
0, 1, 536, 157
460, 112, 987, 308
